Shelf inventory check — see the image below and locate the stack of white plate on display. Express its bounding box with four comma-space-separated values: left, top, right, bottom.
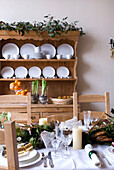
19, 149, 41, 168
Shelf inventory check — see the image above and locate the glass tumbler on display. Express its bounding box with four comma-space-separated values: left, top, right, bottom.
83, 111, 91, 128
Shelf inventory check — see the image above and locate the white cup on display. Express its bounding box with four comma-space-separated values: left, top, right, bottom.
13, 54, 20, 59
23, 54, 29, 59
66, 54, 72, 59
56, 54, 62, 59
4, 54, 11, 59
46, 54, 52, 59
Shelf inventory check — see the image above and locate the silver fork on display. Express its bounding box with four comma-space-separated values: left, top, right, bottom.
100, 154, 112, 166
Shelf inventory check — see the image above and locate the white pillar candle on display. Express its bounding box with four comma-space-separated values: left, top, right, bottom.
72, 126, 82, 149
39, 118, 47, 125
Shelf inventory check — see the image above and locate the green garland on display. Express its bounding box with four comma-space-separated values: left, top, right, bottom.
0, 14, 85, 37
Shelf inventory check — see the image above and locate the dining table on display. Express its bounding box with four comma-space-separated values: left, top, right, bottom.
0, 144, 114, 169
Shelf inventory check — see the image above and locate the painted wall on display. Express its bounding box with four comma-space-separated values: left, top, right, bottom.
0, 0, 114, 111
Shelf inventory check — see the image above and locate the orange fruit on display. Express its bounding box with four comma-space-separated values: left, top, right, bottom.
24, 89, 28, 93
17, 81, 21, 86
16, 91, 20, 95
21, 90, 25, 95
15, 80, 18, 85
9, 82, 15, 90
14, 86, 19, 91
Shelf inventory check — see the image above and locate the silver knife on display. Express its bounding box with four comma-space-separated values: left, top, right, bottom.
42, 152, 47, 168
48, 151, 54, 168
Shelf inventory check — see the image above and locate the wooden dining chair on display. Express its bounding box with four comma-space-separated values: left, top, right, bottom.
47, 114, 73, 124
73, 92, 110, 120
0, 121, 19, 170
0, 92, 31, 125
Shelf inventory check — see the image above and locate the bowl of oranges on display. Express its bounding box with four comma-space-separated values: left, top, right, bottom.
9, 80, 28, 96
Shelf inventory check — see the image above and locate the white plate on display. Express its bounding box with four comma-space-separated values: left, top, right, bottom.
104, 146, 114, 161
2, 43, 19, 59
57, 66, 69, 78
19, 149, 37, 162
43, 66, 55, 78
1, 66, 14, 78
20, 43, 36, 59
29, 66, 41, 78
0, 151, 41, 168
19, 152, 41, 167
57, 43, 74, 59
41, 43, 56, 58
15, 66, 28, 78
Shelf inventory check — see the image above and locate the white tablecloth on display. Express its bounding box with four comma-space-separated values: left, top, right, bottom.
0, 145, 114, 170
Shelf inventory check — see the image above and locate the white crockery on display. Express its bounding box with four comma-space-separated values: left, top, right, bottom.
41, 43, 56, 58
57, 43, 74, 59
15, 66, 28, 78
46, 54, 52, 59
20, 43, 36, 59
23, 54, 30, 59
13, 54, 20, 59
2, 43, 19, 59
43, 66, 55, 78
66, 54, 72, 59
1, 66, 14, 78
56, 54, 62, 59
57, 66, 69, 78
4, 54, 11, 59
29, 66, 41, 78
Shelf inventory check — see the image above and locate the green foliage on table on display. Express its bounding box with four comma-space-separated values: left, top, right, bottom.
16, 123, 53, 149
83, 114, 114, 147
0, 15, 85, 37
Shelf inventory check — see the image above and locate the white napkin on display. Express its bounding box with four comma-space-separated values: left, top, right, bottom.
59, 117, 82, 129
41, 131, 55, 148
85, 144, 101, 168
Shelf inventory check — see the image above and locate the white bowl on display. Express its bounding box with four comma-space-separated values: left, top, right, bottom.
66, 54, 72, 59
56, 55, 62, 59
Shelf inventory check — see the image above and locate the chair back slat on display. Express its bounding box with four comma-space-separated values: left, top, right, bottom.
78, 95, 105, 103
0, 129, 5, 144
0, 95, 27, 104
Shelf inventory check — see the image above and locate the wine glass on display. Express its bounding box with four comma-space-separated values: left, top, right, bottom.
83, 111, 91, 129
61, 126, 72, 158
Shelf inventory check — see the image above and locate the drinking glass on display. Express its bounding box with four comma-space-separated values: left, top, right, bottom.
61, 126, 72, 158
83, 111, 91, 128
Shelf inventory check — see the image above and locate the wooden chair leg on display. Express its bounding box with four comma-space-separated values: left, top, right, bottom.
105, 92, 110, 117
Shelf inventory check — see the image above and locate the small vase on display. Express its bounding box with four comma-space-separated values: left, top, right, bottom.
39, 95, 48, 104
31, 94, 37, 104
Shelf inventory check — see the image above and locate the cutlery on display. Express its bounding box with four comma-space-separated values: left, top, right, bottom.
42, 152, 47, 168
47, 151, 54, 168
100, 154, 112, 166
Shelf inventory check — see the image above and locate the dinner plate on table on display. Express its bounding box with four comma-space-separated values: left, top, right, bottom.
2, 43, 19, 59
29, 66, 41, 78
41, 43, 56, 58
57, 43, 74, 59
19, 151, 41, 167
57, 66, 69, 78
1, 66, 14, 78
20, 43, 36, 59
43, 66, 55, 78
15, 66, 28, 78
